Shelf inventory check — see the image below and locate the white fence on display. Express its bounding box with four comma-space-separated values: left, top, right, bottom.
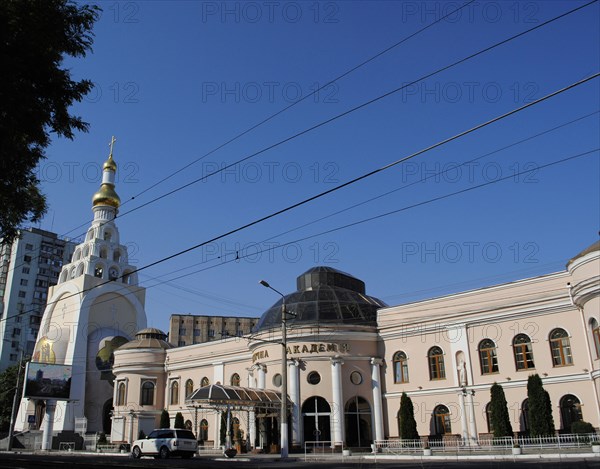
375, 433, 600, 456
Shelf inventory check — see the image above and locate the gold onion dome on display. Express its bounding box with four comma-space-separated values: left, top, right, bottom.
92, 183, 121, 208
103, 154, 117, 172
92, 152, 121, 208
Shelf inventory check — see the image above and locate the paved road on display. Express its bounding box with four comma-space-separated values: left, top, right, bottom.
1, 453, 600, 469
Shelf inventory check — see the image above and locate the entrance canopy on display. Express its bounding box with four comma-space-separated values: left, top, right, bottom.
187, 384, 288, 414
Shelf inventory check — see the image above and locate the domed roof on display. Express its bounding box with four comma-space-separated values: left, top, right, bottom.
567, 240, 600, 267
255, 267, 386, 331
92, 183, 121, 208
117, 328, 172, 350
103, 154, 117, 172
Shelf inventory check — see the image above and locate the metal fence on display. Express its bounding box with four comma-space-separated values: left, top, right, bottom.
375, 433, 600, 456
304, 440, 345, 460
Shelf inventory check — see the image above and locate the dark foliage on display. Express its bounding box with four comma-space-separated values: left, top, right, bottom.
0, 0, 99, 239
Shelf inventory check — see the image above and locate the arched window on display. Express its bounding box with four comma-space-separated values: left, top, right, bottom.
141, 381, 155, 406
550, 328, 573, 366
560, 394, 583, 432
428, 347, 446, 380
113, 250, 121, 262
94, 264, 104, 279
76, 262, 84, 277
230, 373, 240, 386
591, 318, 600, 358
485, 402, 493, 433
199, 419, 209, 442
393, 351, 409, 383
170, 381, 179, 405
100, 247, 108, 259
117, 382, 126, 406
513, 334, 535, 370
345, 396, 372, 447
83, 245, 90, 257
479, 339, 499, 374
185, 379, 194, 399
433, 405, 451, 435
73, 249, 81, 261
185, 420, 193, 431
201, 377, 210, 387
104, 230, 112, 242
302, 396, 331, 443
86, 229, 94, 241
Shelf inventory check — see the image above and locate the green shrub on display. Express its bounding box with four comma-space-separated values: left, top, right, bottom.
571, 421, 595, 434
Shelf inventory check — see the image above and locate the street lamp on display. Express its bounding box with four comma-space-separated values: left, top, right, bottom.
259, 280, 289, 459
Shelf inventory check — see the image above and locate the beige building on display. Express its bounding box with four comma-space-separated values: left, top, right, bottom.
111, 242, 599, 449
168, 314, 258, 347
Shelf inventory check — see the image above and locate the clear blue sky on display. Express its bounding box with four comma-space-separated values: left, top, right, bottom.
40, 1, 599, 330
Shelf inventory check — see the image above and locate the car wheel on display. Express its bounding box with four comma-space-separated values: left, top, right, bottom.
159, 446, 170, 459
132, 446, 142, 459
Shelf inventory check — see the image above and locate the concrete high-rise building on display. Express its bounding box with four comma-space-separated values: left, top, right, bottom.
169, 314, 259, 346
0, 228, 76, 370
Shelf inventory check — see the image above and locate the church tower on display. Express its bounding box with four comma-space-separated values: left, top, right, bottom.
15, 138, 147, 437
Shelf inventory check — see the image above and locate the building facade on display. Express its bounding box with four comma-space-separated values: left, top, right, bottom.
169, 314, 259, 347
0, 228, 76, 370
111, 245, 599, 449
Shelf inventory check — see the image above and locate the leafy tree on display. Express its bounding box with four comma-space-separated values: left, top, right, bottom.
0, 365, 20, 432
160, 409, 170, 429
527, 374, 555, 436
0, 0, 100, 240
398, 392, 419, 440
174, 412, 185, 429
489, 383, 513, 437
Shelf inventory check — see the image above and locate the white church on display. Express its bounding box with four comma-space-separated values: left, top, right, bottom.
15, 140, 147, 447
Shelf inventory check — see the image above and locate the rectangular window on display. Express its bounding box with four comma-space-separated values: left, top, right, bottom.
208, 329, 215, 337
178, 328, 186, 336
18, 291, 26, 298
20, 279, 28, 286
22, 267, 30, 274
23, 255, 31, 263
193, 329, 200, 336
178, 340, 186, 346
25, 244, 33, 251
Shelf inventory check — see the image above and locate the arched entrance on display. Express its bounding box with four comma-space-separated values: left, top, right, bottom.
345, 396, 372, 447
560, 394, 583, 432
432, 404, 451, 436
302, 396, 331, 443
102, 398, 113, 434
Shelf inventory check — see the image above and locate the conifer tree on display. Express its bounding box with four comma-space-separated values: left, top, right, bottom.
489, 383, 513, 437
174, 412, 185, 429
398, 392, 419, 440
527, 374, 555, 436
160, 409, 170, 429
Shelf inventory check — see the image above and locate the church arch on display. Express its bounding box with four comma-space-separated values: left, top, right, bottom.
113, 250, 121, 262
94, 263, 104, 279
59, 270, 68, 284
73, 249, 81, 261
99, 247, 108, 259
76, 262, 85, 277
83, 245, 90, 258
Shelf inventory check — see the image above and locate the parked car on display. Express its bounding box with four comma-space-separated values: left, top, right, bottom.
131, 428, 198, 459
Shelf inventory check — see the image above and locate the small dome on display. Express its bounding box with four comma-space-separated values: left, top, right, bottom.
255, 267, 386, 331
92, 183, 121, 208
117, 328, 172, 350
103, 155, 117, 172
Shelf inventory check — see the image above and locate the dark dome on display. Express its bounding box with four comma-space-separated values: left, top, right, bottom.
255, 267, 386, 331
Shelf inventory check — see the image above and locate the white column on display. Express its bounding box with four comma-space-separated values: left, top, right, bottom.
41, 400, 57, 451
370, 358, 384, 442
213, 411, 220, 448
467, 390, 478, 445
128, 412, 135, 444
331, 358, 344, 447
247, 369, 256, 449
458, 390, 469, 443
289, 359, 301, 447
256, 364, 266, 390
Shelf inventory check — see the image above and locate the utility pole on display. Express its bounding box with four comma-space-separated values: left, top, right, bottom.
8, 350, 24, 451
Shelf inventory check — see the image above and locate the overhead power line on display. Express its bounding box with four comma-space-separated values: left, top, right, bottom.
2, 73, 596, 326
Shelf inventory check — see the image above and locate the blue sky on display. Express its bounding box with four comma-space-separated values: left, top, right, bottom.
39, 1, 599, 330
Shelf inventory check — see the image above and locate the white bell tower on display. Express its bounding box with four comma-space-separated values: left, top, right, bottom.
15, 137, 147, 439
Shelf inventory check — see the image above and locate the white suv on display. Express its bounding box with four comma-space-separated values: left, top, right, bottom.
131, 428, 198, 459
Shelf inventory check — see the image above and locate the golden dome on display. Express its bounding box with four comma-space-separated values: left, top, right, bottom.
103, 155, 117, 172
92, 183, 121, 208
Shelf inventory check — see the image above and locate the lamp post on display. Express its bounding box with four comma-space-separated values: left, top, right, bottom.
259, 280, 288, 459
